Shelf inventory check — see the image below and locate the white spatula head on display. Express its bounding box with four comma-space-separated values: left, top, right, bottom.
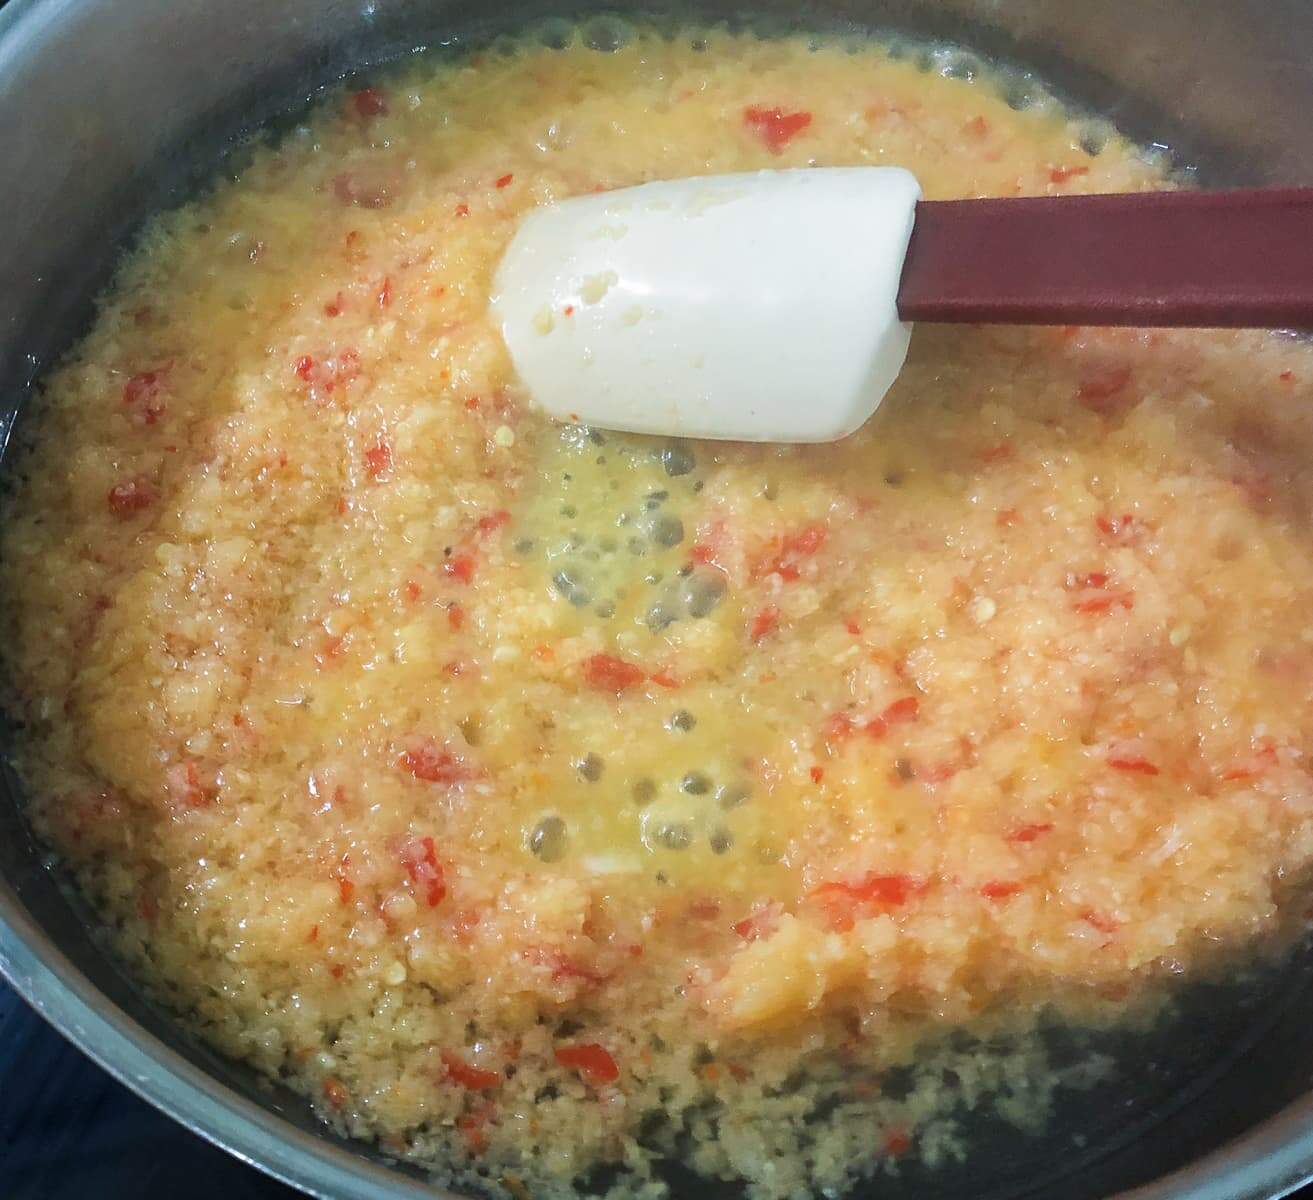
492, 167, 921, 442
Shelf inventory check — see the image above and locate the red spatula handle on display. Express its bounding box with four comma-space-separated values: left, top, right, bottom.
898, 187, 1313, 328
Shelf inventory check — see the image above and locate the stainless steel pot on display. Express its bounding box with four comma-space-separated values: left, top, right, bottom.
3, 2, 1313, 1197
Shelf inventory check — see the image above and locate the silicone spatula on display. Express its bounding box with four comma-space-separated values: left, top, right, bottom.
491, 169, 1313, 442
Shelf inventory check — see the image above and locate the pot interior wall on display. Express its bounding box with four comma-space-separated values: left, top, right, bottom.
2, 2, 1313, 1198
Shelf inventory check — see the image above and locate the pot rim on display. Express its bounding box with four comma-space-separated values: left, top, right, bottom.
3, 1, 1313, 1197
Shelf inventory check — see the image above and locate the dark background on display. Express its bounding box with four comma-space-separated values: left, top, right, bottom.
0, 983, 301, 1198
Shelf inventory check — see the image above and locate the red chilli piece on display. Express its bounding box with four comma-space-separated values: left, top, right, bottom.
583, 652, 645, 694
732, 902, 781, 943
811, 873, 920, 931
1049, 164, 1090, 184
364, 437, 392, 480
443, 553, 476, 584
400, 741, 468, 786
979, 880, 1022, 900
494, 173, 514, 189
123, 369, 167, 425
864, 696, 920, 739
1006, 822, 1053, 844
107, 476, 157, 517
555, 1043, 619, 1086
1077, 364, 1134, 415
1222, 740, 1280, 781
351, 87, 389, 119
333, 853, 354, 905
400, 835, 448, 907
1095, 513, 1135, 538
1107, 753, 1160, 776
885, 1126, 912, 1157
750, 606, 780, 643
323, 1078, 350, 1110
475, 509, 511, 537
442, 1050, 500, 1090
1081, 908, 1120, 935
743, 105, 813, 154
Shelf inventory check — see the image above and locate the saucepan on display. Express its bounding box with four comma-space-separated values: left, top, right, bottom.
3, 1, 1313, 1197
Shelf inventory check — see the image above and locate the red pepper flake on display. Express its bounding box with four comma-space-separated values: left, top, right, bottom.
164, 759, 210, 808
809, 765, 825, 784
475, 509, 511, 537
330, 963, 346, 979
743, 105, 813, 154
1107, 753, 1159, 776
400, 835, 447, 907
403, 580, 422, 603
294, 355, 318, 381
864, 696, 920, 738
1081, 909, 1120, 935
583, 652, 645, 694
843, 617, 862, 636
884, 1126, 912, 1157
324, 292, 344, 318
351, 87, 389, 119
1077, 364, 1134, 415
963, 116, 990, 138
399, 742, 468, 787
107, 476, 157, 517
732, 902, 781, 943
1095, 513, 1135, 538
442, 1050, 500, 1090
1006, 822, 1053, 844
122, 370, 167, 425
1072, 591, 1134, 614
1075, 571, 1109, 589
754, 524, 827, 581
650, 669, 680, 689
454, 202, 470, 218
822, 712, 855, 746
555, 1043, 619, 1085
979, 880, 1022, 900
443, 553, 476, 584
996, 508, 1020, 528
1222, 739, 1279, 781
323, 1078, 350, 1109
750, 606, 780, 643
377, 276, 392, 308
334, 853, 354, 905
811, 873, 921, 931
688, 897, 722, 920
494, 173, 514, 189
1280, 370, 1296, 384
978, 442, 1012, 463
1049, 164, 1090, 184
333, 173, 392, 209
457, 1114, 491, 1155
447, 602, 465, 631
689, 544, 717, 565
563, 304, 575, 317
364, 436, 392, 480
315, 634, 346, 666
